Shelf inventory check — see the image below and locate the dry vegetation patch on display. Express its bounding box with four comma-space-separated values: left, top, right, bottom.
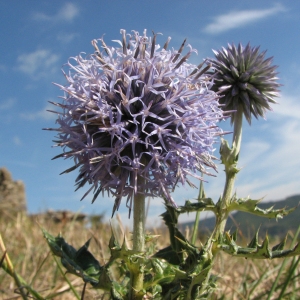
1, 214, 299, 299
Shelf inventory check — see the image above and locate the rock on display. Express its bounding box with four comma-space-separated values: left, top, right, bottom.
0, 167, 27, 220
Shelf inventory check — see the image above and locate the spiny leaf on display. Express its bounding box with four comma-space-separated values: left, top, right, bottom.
180, 198, 217, 214
218, 231, 300, 259
232, 230, 238, 242
110, 248, 138, 265
223, 232, 239, 254
92, 266, 112, 290
255, 235, 271, 258
161, 198, 217, 259
42, 229, 104, 287
187, 265, 212, 298
162, 199, 217, 223
271, 242, 300, 259
158, 203, 217, 298
272, 235, 287, 251
144, 258, 178, 288
247, 228, 260, 248
43, 229, 76, 258
228, 196, 297, 220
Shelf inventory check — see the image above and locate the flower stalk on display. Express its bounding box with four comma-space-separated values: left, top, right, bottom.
130, 176, 146, 299
213, 106, 243, 244
132, 192, 145, 254
191, 175, 204, 245
231, 104, 243, 159
207, 42, 280, 244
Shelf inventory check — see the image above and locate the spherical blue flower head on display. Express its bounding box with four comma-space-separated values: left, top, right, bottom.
48, 29, 224, 216
208, 43, 280, 124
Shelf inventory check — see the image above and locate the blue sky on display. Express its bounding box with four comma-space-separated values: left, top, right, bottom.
1, 1, 300, 226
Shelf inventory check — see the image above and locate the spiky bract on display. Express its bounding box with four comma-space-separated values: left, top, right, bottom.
209, 43, 280, 124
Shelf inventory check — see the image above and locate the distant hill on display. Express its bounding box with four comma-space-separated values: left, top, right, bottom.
181, 195, 300, 240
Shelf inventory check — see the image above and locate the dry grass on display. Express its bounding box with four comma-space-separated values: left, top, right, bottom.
0, 213, 167, 299
1, 213, 299, 299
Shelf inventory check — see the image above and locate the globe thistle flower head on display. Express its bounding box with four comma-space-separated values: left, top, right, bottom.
209, 43, 280, 124
47, 29, 224, 216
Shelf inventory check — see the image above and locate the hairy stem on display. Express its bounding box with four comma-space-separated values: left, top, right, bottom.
130, 177, 145, 299
132, 193, 145, 252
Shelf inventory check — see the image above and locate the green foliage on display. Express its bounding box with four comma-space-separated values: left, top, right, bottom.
219, 138, 240, 175
182, 195, 300, 239
42, 189, 300, 299
228, 195, 297, 220
43, 228, 180, 298
219, 230, 300, 259
43, 229, 105, 288
43, 209, 218, 300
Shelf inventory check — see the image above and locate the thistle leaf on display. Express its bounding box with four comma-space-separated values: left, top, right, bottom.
272, 235, 287, 251
247, 228, 260, 248
162, 198, 217, 219
218, 231, 300, 259
145, 258, 178, 287
42, 229, 104, 287
255, 236, 272, 258
228, 196, 297, 220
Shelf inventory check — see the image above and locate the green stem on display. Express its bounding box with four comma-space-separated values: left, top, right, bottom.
0, 234, 33, 300
133, 190, 145, 253
191, 177, 204, 245
130, 177, 145, 300
200, 106, 244, 295
214, 105, 244, 243
232, 106, 243, 159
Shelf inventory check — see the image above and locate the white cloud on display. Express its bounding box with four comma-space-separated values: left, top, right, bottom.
239, 140, 270, 166
203, 4, 286, 34
57, 3, 79, 21
232, 118, 300, 201
271, 93, 300, 120
20, 102, 58, 121
0, 98, 15, 110
33, 3, 79, 23
57, 32, 79, 44
17, 49, 60, 80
